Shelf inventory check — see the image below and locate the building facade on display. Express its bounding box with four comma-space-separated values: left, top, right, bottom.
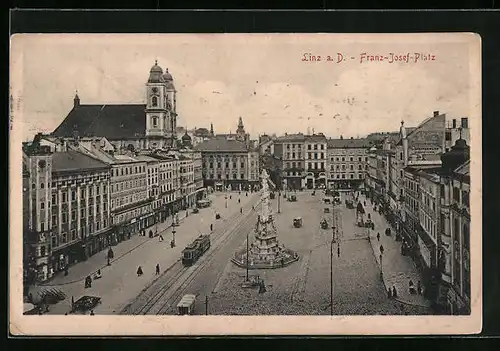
273, 133, 305, 190
23, 136, 113, 283
196, 137, 260, 191
304, 134, 327, 189
327, 138, 371, 190
438, 139, 471, 314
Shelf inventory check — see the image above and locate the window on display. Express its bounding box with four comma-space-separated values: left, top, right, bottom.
41, 222, 45, 232
350, 157, 353, 162
41, 183, 45, 189
62, 213, 68, 223
52, 214, 57, 226
71, 230, 77, 241
152, 116, 158, 127
342, 174, 346, 179
71, 210, 76, 221
233, 173, 237, 179
62, 192, 67, 203
453, 187, 460, 202
308, 145, 311, 150
96, 186, 100, 195
358, 165, 362, 170
71, 190, 76, 201
41, 202, 45, 209
152, 96, 158, 107
462, 190, 469, 207
40, 246, 46, 257
342, 157, 345, 162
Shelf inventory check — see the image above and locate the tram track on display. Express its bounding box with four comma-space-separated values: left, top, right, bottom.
153, 209, 259, 315
121, 196, 261, 315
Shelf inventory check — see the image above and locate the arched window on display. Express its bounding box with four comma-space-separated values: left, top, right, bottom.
152, 116, 158, 127
152, 96, 158, 107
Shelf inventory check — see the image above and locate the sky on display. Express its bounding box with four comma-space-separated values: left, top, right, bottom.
11, 33, 480, 142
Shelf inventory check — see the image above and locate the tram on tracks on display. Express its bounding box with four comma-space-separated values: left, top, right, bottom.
181, 234, 211, 266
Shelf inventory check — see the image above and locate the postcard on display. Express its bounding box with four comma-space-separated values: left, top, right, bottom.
9, 33, 482, 335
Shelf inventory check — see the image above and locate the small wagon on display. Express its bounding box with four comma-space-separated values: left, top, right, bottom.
293, 217, 303, 228
177, 294, 196, 315
71, 295, 101, 314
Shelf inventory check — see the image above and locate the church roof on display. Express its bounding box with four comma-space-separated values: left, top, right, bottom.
52, 104, 147, 140
194, 138, 249, 152
52, 151, 109, 173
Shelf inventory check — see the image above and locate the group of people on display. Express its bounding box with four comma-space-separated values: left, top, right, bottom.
136, 263, 162, 277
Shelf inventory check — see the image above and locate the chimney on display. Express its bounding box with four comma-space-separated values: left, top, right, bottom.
452, 119, 457, 128
461, 117, 468, 129
433, 110, 439, 117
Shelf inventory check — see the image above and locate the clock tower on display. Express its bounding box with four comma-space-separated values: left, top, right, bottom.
145, 60, 176, 149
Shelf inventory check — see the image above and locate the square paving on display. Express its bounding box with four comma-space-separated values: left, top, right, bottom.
207, 190, 433, 315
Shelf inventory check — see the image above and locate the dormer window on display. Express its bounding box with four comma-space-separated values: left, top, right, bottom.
152, 96, 158, 107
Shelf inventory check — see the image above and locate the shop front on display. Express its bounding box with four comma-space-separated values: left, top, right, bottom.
49, 241, 83, 274
85, 228, 114, 258
417, 230, 439, 301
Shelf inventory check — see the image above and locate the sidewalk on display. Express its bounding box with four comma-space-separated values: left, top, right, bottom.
360, 194, 431, 308
34, 191, 260, 315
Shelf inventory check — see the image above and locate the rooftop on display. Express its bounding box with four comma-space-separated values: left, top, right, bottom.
52, 151, 109, 173
275, 133, 305, 142
52, 104, 147, 140
327, 138, 373, 149
454, 159, 470, 176
194, 138, 249, 152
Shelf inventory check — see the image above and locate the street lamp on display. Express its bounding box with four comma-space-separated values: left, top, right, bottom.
330, 200, 336, 316
246, 229, 250, 282
277, 191, 281, 214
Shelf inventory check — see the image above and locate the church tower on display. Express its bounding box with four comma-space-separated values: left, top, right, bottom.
236, 117, 246, 142
163, 67, 178, 146
145, 60, 178, 149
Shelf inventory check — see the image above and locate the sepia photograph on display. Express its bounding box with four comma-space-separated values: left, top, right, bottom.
9, 33, 481, 335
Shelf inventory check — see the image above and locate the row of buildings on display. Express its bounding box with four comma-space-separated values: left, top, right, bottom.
261, 132, 374, 190
23, 133, 205, 285
364, 111, 471, 315
253, 110, 471, 315
23, 61, 262, 287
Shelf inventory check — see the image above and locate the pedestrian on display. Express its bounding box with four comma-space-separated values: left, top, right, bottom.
159, 234, 164, 242
252, 205, 254, 210
90, 310, 95, 316
376, 232, 380, 242
417, 280, 422, 295
240, 208, 243, 214
392, 286, 398, 298
337, 245, 340, 258
210, 223, 213, 232
238, 198, 241, 204
156, 264, 160, 275
137, 266, 143, 277
379, 245, 384, 255
230, 195, 232, 200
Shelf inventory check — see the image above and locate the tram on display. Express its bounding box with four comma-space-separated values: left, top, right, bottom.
181, 235, 211, 266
